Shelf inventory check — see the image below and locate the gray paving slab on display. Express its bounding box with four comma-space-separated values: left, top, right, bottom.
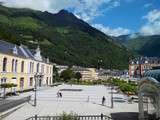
3, 84, 138, 120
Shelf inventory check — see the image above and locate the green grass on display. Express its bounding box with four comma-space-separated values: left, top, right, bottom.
12, 17, 41, 29
0, 15, 42, 30
0, 15, 11, 24
56, 27, 71, 35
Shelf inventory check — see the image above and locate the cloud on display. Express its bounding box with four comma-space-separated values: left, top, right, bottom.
93, 24, 131, 36
143, 9, 160, 23
144, 3, 152, 8
124, 0, 134, 3
140, 9, 160, 35
0, 0, 121, 22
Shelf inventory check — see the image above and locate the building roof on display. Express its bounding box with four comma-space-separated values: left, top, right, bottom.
0, 40, 35, 59
130, 57, 160, 64
143, 69, 160, 82
0, 40, 52, 64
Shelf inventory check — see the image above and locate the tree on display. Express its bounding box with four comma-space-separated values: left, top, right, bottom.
0, 83, 17, 99
53, 65, 60, 82
74, 72, 82, 83
60, 68, 74, 82
10, 83, 17, 93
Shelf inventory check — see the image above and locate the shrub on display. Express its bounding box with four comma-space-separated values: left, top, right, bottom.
58, 112, 79, 120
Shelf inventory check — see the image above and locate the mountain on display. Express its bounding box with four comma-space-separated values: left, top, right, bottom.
0, 5, 132, 69
116, 34, 160, 57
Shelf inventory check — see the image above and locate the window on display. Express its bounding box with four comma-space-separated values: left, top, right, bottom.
12, 59, 15, 72
21, 61, 24, 73
41, 64, 44, 73
37, 63, 39, 73
20, 78, 24, 89
32, 62, 34, 73
2, 57, 7, 72
15, 60, 18, 72
46, 77, 48, 85
29, 62, 32, 73
1, 78, 6, 84
30, 62, 34, 73
12, 77, 17, 85
0, 78, 7, 90
47, 66, 49, 73
50, 67, 52, 74
29, 78, 33, 86
50, 77, 52, 84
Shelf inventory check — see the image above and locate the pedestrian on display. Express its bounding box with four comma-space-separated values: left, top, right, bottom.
57, 91, 60, 98
102, 96, 106, 105
59, 92, 62, 98
87, 96, 89, 102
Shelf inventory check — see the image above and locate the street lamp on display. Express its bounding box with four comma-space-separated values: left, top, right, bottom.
111, 83, 114, 108
34, 73, 43, 107
97, 59, 103, 70
138, 57, 142, 79
110, 60, 114, 109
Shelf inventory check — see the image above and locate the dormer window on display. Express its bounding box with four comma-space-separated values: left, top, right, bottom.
145, 60, 148, 64
34, 46, 42, 61
47, 58, 50, 63
136, 61, 139, 64
13, 45, 18, 55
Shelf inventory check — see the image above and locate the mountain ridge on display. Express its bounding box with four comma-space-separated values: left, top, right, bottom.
115, 34, 160, 57
0, 5, 132, 69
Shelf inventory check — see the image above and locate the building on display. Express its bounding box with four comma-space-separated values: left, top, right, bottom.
56, 65, 68, 74
138, 69, 160, 120
129, 57, 160, 80
73, 66, 98, 80
0, 40, 53, 93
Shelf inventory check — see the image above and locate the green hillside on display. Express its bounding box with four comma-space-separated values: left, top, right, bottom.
116, 35, 160, 57
0, 5, 132, 69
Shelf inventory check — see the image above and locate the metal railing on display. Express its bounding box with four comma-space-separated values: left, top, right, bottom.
26, 114, 113, 120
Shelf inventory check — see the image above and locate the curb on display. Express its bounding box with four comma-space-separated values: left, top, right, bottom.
0, 103, 26, 120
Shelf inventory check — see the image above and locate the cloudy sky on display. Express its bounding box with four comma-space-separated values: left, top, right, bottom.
0, 0, 160, 36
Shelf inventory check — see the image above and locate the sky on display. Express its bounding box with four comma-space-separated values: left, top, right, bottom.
0, 0, 160, 36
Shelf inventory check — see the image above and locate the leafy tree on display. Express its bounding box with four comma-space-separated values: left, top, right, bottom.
53, 65, 60, 82
74, 72, 82, 82
0, 83, 17, 99
60, 68, 74, 82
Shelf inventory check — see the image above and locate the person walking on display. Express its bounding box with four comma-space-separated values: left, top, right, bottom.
87, 96, 90, 102
59, 92, 62, 98
102, 96, 106, 105
57, 91, 60, 98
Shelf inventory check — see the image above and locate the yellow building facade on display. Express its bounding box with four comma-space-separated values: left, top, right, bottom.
0, 40, 53, 92
73, 66, 98, 80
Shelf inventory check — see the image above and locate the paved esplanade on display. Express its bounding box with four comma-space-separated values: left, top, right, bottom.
3, 84, 138, 120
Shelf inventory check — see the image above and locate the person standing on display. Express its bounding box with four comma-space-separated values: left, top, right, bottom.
87, 96, 90, 102
102, 96, 106, 105
59, 92, 62, 98
57, 91, 60, 98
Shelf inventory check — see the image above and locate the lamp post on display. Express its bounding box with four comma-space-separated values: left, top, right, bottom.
34, 73, 37, 107
97, 59, 103, 70
111, 84, 113, 108
139, 57, 142, 79
110, 60, 114, 109
34, 73, 43, 107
